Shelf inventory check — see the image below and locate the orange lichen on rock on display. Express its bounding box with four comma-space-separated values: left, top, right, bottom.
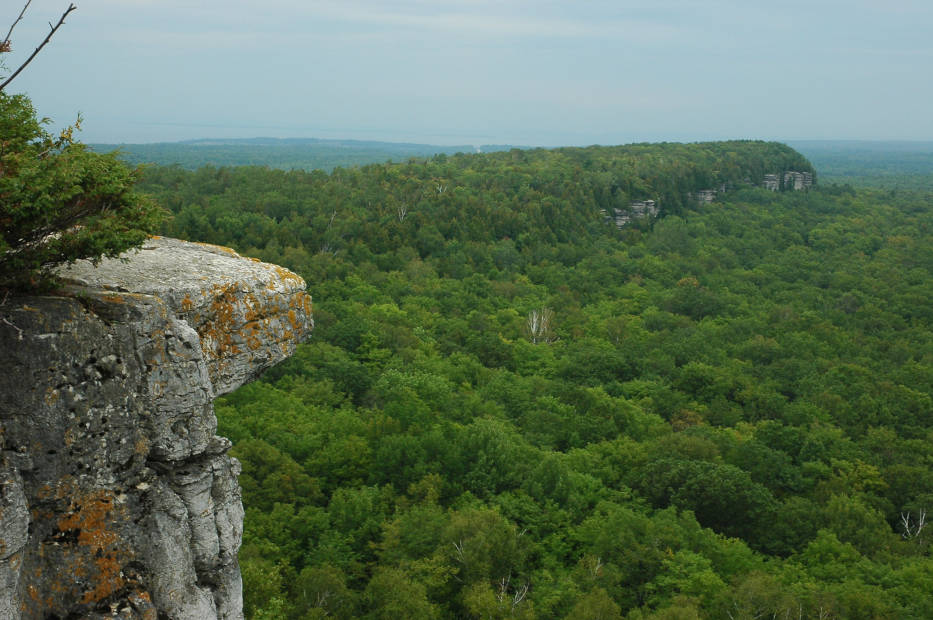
287, 292, 313, 331
204, 282, 243, 358
270, 265, 305, 290
243, 322, 264, 352
56, 490, 129, 605
192, 241, 240, 256
12, 236, 314, 618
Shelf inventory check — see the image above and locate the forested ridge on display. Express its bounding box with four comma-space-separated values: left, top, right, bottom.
138, 141, 933, 619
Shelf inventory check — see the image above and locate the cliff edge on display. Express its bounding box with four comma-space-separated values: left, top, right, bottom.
0, 237, 313, 619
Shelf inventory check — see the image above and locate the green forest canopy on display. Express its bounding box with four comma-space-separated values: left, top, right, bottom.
98, 136, 933, 193
137, 141, 933, 619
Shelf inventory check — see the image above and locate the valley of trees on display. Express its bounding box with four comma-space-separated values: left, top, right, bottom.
788, 141, 933, 192
138, 141, 933, 618
93, 138, 513, 173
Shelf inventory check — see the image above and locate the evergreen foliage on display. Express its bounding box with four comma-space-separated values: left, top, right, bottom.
0, 91, 164, 289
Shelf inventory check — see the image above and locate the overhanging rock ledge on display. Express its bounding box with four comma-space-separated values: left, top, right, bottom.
0, 237, 313, 619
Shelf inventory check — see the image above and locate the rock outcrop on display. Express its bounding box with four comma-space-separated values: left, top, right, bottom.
0, 237, 312, 619
763, 171, 813, 191
601, 200, 659, 228
783, 171, 813, 191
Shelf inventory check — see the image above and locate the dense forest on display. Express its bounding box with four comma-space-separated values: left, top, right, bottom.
99, 136, 933, 192
92, 138, 511, 172
137, 140, 933, 619
788, 141, 933, 191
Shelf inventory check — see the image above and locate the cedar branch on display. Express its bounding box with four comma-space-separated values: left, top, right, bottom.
0, 3, 76, 92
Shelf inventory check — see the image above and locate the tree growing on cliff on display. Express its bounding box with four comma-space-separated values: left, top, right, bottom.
0, 3, 164, 290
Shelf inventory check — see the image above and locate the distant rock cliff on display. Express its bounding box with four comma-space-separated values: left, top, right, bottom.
0, 237, 312, 619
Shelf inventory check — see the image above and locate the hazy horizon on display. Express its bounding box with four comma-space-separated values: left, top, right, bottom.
5, 1, 933, 146
88, 136, 933, 152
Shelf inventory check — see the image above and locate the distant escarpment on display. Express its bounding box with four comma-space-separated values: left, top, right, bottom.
0, 238, 312, 619
592, 141, 816, 227
139, 139, 816, 252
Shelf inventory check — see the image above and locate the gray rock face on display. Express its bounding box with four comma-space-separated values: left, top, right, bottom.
0, 238, 312, 619
783, 170, 813, 191
601, 199, 659, 228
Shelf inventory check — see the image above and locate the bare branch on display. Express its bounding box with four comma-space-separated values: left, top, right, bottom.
525, 307, 556, 344
0, 291, 24, 341
587, 555, 603, 578
452, 539, 465, 564
496, 573, 510, 603
0, 315, 21, 339
0, 3, 77, 92
902, 510, 927, 542
512, 582, 529, 609
314, 589, 332, 609
2, 1, 33, 51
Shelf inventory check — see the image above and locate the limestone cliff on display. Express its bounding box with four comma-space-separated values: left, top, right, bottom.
0, 237, 313, 619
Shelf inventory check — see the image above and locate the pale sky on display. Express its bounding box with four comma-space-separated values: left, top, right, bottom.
4, 0, 932, 145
